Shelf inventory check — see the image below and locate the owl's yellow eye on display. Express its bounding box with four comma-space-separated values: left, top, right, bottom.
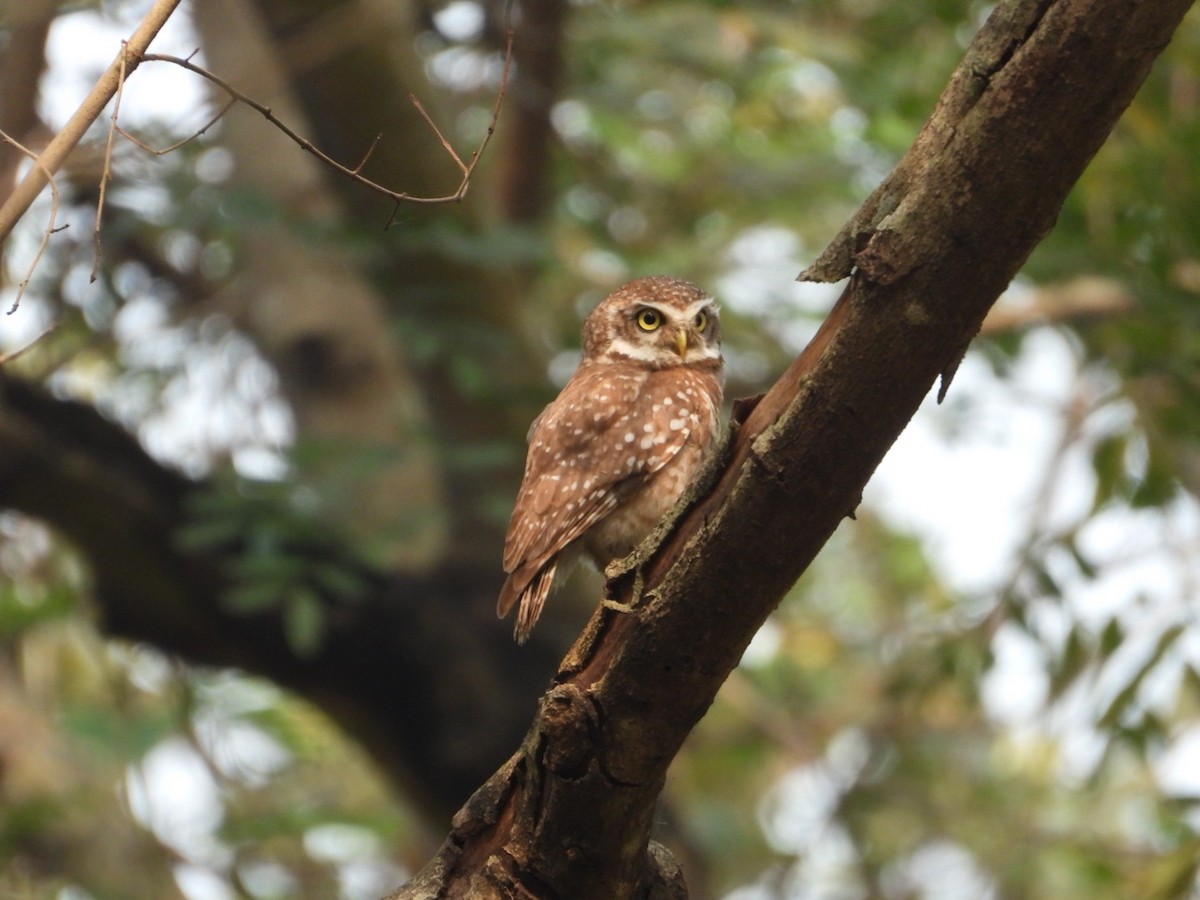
636, 308, 662, 331
693, 310, 708, 331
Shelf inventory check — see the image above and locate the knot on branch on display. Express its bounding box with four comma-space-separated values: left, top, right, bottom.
539, 684, 597, 780
854, 227, 919, 285
642, 841, 688, 900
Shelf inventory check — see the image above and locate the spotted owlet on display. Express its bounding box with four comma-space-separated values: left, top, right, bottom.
497, 276, 724, 643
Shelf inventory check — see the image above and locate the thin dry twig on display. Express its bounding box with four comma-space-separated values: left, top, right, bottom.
0, 0, 182, 246
92, 41, 130, 283
0, 318, 59, 366
116, 99, 236, 157
0, 8, 509, 302
351, 133, 383, 175
0, 128, 64, 315
131, 28, 514, 225
110, 47, 237, 158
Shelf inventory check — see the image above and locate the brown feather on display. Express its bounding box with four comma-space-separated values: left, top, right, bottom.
513, 563, 556, 644
496, 276, 724, 642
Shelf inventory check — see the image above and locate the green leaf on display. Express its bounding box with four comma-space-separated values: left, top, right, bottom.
312, 564, 367, 602
1050, 626, 1090, 698
1098, 623, 1185, 728
1145, 838, 1200, 899
1031, 561, 1062, 599
283, 588, 326, 659
1066, 537, 1098, 579
1090, 433, 1128, 510
1098, 618, 1124, 657
174, 516, 246, 551
222, 580, 287, 614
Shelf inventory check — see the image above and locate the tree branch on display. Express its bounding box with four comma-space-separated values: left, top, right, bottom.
0, 373, 562, 822
385, 0, 1195, 896
135, 33, 513, 215
0, 0, 182, 245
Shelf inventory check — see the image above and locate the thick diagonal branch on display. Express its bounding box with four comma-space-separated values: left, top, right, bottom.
389, 0, 1195, 897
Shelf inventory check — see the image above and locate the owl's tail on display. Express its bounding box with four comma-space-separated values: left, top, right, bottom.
497, 563, 556, 645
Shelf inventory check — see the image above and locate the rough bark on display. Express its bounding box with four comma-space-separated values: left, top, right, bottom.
384, 0, 1195, 896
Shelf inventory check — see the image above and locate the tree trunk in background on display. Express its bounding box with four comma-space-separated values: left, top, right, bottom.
192, 0, 448, 568
0, 0, 56, 199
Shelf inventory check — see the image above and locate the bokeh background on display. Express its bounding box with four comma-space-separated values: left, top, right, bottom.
3, 1, 1200, 898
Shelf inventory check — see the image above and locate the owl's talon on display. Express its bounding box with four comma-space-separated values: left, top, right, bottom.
601, 597, 639, 616
604, 554, 638, 581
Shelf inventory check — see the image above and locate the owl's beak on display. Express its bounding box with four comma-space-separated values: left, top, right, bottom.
673, 329, 689, 357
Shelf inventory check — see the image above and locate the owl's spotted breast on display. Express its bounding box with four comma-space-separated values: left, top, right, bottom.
581, 367, 721, 562
498, 276, 724, 644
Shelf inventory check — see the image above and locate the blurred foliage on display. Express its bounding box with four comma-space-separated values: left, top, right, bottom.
179, 479, 373, 657
3, 0, 1200, 898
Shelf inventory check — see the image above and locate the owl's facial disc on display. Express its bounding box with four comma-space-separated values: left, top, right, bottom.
587, 290, 721, 368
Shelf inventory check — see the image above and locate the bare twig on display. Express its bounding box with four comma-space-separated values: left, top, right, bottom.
0, 318, 59, 365
115, 97, 236, 156
92, 42, 130, 283
132, 28, 514, 222
0, 0, 182, 246
351, 133, 383, 175
0, 128, 63, 314
410, 96, 469, 175
1, 12, 509, 302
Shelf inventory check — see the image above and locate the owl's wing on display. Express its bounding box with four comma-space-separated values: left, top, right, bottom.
500, 367, 698, 607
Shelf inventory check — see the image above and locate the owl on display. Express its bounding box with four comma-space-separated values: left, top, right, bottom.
498, 276, 724, 644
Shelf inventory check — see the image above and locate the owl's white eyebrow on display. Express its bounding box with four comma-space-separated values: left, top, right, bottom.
605, 337, 721, 363
605, 338, 666, 362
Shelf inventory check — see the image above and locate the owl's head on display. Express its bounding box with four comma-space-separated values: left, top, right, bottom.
582, 276, 722, 371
